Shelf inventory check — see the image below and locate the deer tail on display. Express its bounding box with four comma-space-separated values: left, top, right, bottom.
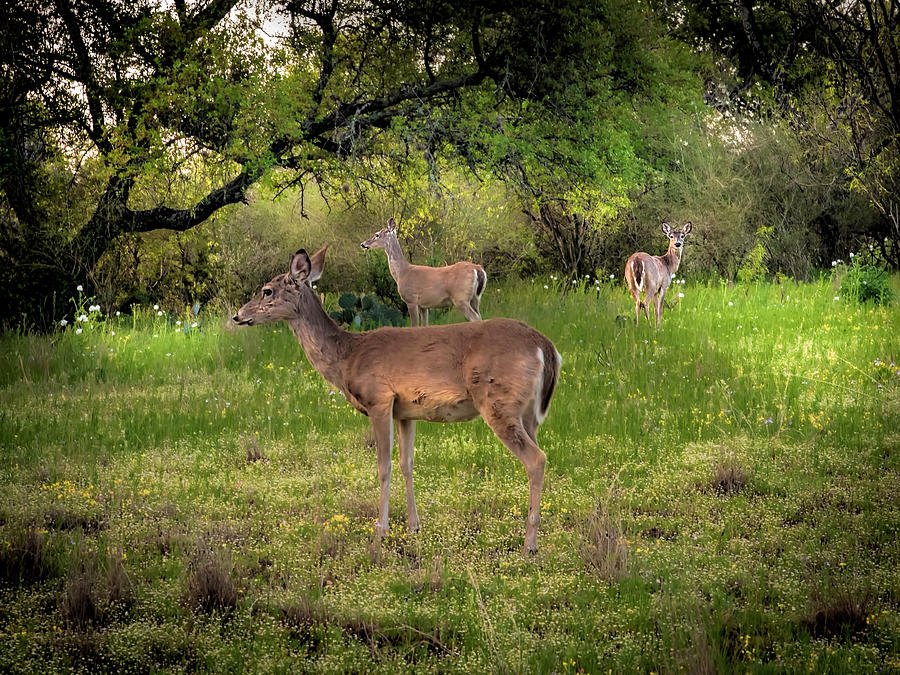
536, 338, 561, 424
474, 267, 487, 299
632, 259, 644, 291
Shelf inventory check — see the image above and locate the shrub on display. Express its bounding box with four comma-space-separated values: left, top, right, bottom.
839, 262, 894, 305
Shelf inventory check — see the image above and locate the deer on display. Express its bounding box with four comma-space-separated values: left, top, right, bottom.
360, 218, 487, 326
624, 221, 692, 327
232, 245, 561, 554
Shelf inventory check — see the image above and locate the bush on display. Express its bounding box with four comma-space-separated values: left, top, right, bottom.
839, 262, 894, 305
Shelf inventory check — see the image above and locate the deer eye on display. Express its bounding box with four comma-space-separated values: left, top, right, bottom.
263, 288, 273, 297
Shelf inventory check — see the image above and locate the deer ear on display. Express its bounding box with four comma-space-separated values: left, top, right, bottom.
661, 222, 672, 236
387, 218, 397, 231
682, 221, 692, 234
290, 249, 311, 281
307, 244, 328, 283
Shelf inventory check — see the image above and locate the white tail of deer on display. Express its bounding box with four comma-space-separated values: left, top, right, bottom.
624, 222, 692, 327
232, 245, 560, 554
360, 218, 487, 326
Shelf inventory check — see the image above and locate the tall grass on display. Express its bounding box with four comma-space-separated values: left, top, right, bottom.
0, 277, 898, 672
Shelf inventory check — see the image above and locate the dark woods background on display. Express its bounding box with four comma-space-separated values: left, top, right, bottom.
2, 0, 898, 329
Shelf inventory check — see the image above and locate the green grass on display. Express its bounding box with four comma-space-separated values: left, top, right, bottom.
1, 277, 898, 673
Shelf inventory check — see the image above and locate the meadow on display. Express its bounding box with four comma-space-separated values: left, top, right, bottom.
0, 275, 898, 673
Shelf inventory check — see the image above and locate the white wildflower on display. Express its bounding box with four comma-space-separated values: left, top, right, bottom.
75, 328, 82, 335
76, 284, 83, 292
153, 304, 159, 310
59, 319, 68, 327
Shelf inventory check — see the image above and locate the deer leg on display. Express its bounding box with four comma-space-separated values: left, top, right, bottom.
370, 408, 394, 539
522, 409, 539, 444
455, 300, 481, 322
628, 285, 642, 326
482, 413, 546, 554
407, 303, 419, 327
470, 293, 482, 316
654, 293, 664, 327
395, 418, 420, 533
421, 308, 429, 326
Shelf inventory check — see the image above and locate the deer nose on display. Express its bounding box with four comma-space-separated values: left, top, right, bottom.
360, 242, 368, 249
232, 314, 239, 322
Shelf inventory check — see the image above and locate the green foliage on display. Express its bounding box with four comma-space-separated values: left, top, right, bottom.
737, 238, 770, 285
329, 292, 404, 330
839, 262, 894, 305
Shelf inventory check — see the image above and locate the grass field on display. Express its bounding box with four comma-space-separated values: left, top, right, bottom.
1, 276, 898, 673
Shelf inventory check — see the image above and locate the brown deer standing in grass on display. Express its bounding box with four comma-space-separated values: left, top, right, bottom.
624, 222, 692, 327
232, 246, 560, 554
360, 218, 487, 326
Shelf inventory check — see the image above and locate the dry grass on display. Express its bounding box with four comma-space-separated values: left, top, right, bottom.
187, 544, 237, 614
62, 554, 101, 630
0, 525, 51, 584
710, 456, 748, 496
244, 434, 268, 463
802, 585, 873, 637
106, 550, 135, 610
580, 502, 629, 581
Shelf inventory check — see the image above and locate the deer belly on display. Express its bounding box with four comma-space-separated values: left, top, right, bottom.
393, 395, 479, 423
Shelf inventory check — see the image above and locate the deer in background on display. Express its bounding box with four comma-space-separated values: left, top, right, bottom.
624, 221, 692, 327
361, 218, 487, 326
232, 246, 560, 554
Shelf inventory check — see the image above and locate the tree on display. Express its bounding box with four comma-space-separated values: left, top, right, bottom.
671, 0, 900, 268
476, 0, 699, 280
1, 0, 629, 328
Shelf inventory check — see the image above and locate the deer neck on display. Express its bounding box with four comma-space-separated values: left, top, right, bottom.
660, 243, 683, 278
383, 236, 410, 278
287, 287, 353, 389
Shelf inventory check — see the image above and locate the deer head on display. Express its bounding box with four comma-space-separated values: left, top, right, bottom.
232, 246, 327, 326
661, 221, 692, 250
360, 218, 398, 250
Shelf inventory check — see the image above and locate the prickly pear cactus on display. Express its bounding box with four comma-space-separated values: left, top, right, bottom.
329, 293, 404, 330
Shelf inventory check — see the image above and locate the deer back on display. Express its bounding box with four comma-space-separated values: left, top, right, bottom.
398, 261, 483, 306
